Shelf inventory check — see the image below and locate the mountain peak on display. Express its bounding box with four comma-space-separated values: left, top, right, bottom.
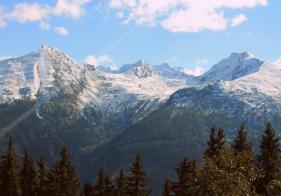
135, 58, 148, 66
274, 57, 281, 66
200, 51, 263, 83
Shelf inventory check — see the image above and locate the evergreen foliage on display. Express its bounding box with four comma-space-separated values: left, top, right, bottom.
46, 147, 80, 196
93, 169, 114, 196
115, 170, 128, 196
37, 156, 48, 196
20, 148, 38, 196
127, 153, 151, 196
0, 137, 21, 196
256, 122, 281, 194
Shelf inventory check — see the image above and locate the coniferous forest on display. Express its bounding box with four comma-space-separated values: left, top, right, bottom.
1, 123, 281, 196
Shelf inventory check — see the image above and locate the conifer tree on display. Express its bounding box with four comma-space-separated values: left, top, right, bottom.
172, 158, 197, 196
0, 136, 21, 196
232, 123, 252, 153
127, 153, 151, 196
115, 170, 128, 196
83, 182, 94, 196
94, 169, 114, 196
256, 123, 281, 194
162, 179, 172, 196
217, 128, 225, 150
20, 148, 38, 196
205, 126, 217, 157
37, 156, 48, 196
47, 147, 80, 196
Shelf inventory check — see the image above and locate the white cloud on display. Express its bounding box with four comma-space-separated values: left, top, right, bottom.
184, 66, 205, 76
84, 54, 114, 67
53, 0, 91, 19
110, 0, 268, 32
196, 58, 209, 66
54, 26, 69, 35
166, 57, 179, 65
0, 56, 12, 61
39, 21, 50, 30
231, 14, 248, 26
0, 7, 7, 28
10, 3, 50, 23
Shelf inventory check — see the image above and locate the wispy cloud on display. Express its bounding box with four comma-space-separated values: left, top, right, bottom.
54, 26, 69, 35
39, 21, 50, 30
0, 56, 12, 61
110, 0, 268, 32
231, 14, 248, 27
196, 58, 209, 66
53, 0, 91, 19
184, 67, 205, 76
9, 3, 50, 23
84, 54, 114, 67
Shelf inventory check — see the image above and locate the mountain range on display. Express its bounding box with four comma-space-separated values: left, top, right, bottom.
0, 46, 280, 195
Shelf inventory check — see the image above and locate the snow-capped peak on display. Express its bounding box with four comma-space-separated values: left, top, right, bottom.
274, 57, 281, 66
199, 51, 263, 83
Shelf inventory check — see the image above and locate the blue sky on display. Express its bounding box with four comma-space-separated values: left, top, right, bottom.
0, 0, 280, 75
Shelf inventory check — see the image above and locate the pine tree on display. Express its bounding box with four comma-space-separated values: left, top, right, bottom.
162, 179, 172, 196
20, 148, 38, 196
37, 156, 48, 196
256, 123, 281, 194
115, 170, 128, 196
0, 136, 21, 196
172, 158, 197, 196
47, 147, 80, 196
127, 153, 151, 196
83, 182, 94, 196
232, 123, 252, 153
94, 169, 114, 196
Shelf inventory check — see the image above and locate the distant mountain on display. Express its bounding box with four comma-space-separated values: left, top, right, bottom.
199, 52, 263, 83
1, 46, 279, 195
80, 54, 281, 195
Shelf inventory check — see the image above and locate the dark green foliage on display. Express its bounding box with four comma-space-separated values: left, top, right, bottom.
256, 123, 281, 194
37, 156, 48, 196
232, 123, 252, 153
0, 137, 21, 196
205, 126, 217, 157
47, 147, 80, 196
20, 148, 38, 196
171, 159, 198, 196
83, 182, 95, 196
127, 153, 151, 196
115, 170, 128, 196
93, 169, 114, 196
162, 179, 172, 196
205, 126, 225, 158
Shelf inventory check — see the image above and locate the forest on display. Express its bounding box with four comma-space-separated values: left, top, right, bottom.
0, 123, 281, 196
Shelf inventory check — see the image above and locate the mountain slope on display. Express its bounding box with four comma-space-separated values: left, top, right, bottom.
83, 60, 281, 195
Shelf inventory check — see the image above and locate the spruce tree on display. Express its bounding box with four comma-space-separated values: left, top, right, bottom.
127, 153, 151, 196
217, 128, 225, 150
83, 182, 94, 196
232, 123, 252, 153
172, 158, 197, 196
20, 148, 38, 196
256, 123, 281, 194
205, 126, 217, 157
47, 147, 80, 196
162, 179, 172, 196
115, 170, 128, 196
94, 169, 114, 196
37, 156, 48, 196
0, 136, 21, 196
